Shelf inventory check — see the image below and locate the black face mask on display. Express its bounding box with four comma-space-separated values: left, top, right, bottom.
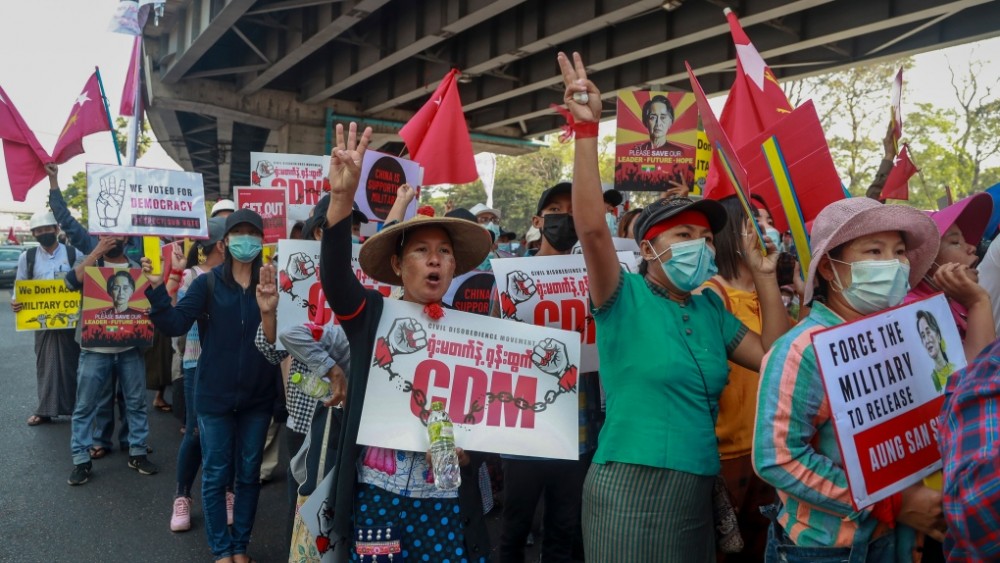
105, 241, 125, 259
541, 213, 578, 252
35, 233, 57, 248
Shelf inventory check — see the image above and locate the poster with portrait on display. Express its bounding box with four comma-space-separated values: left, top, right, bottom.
250, 152, 329, 226
614, 91, 698, 192
234, 187, 287, 243
275, 239, 397, 349
13, 280, 81, 332
86, 164, 207, 239
356, 299, 581, 460
352, 150, 422, 236
80, 267, 153, 348
491, 252, 636, 372
442, 269, 495, 316
811, 293, 965, 509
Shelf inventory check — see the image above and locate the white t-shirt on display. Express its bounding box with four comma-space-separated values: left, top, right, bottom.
976, 236, 1000, 334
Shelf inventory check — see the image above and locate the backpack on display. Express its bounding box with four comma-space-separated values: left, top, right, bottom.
25, 245, 77, 280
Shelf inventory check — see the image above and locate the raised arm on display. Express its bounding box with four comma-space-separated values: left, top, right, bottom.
384, 183, 416, 224
46, 164, 94, 254
934, 263, 996, 359
729, 232, 790, 370
558, 52, 619, 308
66, 238, 116, 290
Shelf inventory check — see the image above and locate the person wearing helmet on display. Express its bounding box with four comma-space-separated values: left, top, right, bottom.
11, 211, 80, 427
211, 199, 237, 219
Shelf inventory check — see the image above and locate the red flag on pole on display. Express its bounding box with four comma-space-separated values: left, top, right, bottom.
6, 226, 19, 245
120, 36, 141, 117
399, 69, 478, 185
51, 72, 113, 164
0, 84, 51, 202
704, 8, 794, 200
880, 144, 917, 201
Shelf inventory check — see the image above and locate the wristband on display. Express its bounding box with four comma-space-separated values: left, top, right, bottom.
573, 121, 599, 139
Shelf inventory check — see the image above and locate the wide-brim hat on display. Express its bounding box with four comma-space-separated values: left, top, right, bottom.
358, 215, 493, 286
927, 192, 993, 245
804, 198, 940, 303
632, 196, 727, 244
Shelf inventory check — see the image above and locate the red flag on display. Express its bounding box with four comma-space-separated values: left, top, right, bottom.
881, 144, 917, 201
51, 72, 112, 164
120, 36, 141, 117
0, 84, 51, 202
399, 69, 478, 185
705, 8, 794, 200
6, 226, 19, 245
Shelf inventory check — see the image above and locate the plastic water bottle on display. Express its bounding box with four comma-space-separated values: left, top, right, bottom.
289, 370, 331, 401
427, 401, 461, 490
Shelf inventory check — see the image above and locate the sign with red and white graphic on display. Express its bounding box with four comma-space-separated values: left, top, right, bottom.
275, 239, 396, 350
491, 253, 636, 372
357, 299, 581, 460
812, 293, 965, 508
250, 152, 328, 226
80, 266, 153, 348
234, 187, 287, 243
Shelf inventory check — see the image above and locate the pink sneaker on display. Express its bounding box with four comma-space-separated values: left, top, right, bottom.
170, 496, 192, 532
226, 491, 235, 526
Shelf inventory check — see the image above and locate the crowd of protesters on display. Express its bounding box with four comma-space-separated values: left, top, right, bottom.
7, 50, 1000, 563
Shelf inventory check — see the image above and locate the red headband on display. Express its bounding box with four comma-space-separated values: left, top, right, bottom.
642, 210, 711, 241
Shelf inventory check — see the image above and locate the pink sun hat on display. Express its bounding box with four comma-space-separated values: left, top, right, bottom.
926, 192, 994, 245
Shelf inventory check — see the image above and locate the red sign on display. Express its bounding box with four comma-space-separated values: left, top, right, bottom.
235, 187, 288, 243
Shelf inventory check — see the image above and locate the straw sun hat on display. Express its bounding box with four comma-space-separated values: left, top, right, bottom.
358, 215, 493, 286
804, 198, 940, 304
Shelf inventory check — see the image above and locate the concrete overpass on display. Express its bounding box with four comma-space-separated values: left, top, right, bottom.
140, 0, 1000, 199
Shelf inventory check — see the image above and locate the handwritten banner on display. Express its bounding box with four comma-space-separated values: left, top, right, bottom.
86, 164, 207, 238
275, 239, 396, 349
491, 253, 635, 372
14, 280, 81, 332
615, 91, 697, 192
80, 267, 153, 348
812, 294, 965, 508
357, 299, 581, 460
235, 187, 287, 243
250, 152, 328, 225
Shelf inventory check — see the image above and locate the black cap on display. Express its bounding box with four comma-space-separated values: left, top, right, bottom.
445, 207, 477, 223
603, 188, 624, 207
224, 208, 265, 236
198, 217, 227, 248
499, 230, 517, 241
304, 196, 369, 235
536, 182, 572, 215
632, 197, 727, 244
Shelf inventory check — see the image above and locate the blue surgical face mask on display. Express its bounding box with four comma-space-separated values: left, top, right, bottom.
830, 257, 910, 315
498, 242, 512, 253
484, 222, 501, 239
650, 237, 718, 293
351, 235, 361, 244
766, 227, 782, 250
228, 234, 263, 263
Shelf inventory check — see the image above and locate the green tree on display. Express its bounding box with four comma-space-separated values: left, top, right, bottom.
115, 116, 153, 161
60, 171, 90, 227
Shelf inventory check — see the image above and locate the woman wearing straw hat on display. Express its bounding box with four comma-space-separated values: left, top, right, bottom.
753, 197, 947, 561
559, 51, 789, 562
316, 123, 492, 562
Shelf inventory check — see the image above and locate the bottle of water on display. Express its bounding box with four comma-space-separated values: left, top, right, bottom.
427, 401, 461, 490
289, 370, 331, 401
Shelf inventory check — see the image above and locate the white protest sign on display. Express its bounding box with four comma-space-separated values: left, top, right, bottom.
812, 294, 965, 508
86, 164, 207, 238
276, 239, 396, 349
357, 299, 581, 460
250, 152, 328, 226
491, 252, 637, 372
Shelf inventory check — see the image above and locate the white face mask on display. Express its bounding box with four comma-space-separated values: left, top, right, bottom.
830, 257, 911, 315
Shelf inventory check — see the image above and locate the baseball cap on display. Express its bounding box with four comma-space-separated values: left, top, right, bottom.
224, 208, 264, 236
536, 182, 572, 215
632, 197, 727, 244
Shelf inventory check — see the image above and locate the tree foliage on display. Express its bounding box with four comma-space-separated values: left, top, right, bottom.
114, 116, 153, 162
60, 171, 90, 228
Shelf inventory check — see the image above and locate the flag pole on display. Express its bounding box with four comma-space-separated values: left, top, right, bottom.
125, 40, 142, 167
94, 66, 122, 165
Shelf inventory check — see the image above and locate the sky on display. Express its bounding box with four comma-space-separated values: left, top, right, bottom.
1, 1, 999, 222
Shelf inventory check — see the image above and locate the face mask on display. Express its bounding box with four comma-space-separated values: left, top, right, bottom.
766, 228, 782, 249
541, 214, 578, 252
36, 233, 57, 248
498, 242, 512, 253
830, 258, 910, 315
650, 238, 718, 293
229, 234, 263, 263
351, 235, 361, 244
484, 222, 501, 239
105, 241, 125, 258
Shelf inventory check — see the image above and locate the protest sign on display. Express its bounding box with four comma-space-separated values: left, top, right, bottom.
275, 239, 396, 349
250, 152, 328, 225
356, 299, 581, 460
442, 269, 495, 315
86, 164, 207, 239
14, 280, 81, 331
811, 294, 965, 508
492, 253, 635, 372
615, 91, 697, 192
235, 187, 287, 243
353, 150, 422, 228
80, 267, 153, 348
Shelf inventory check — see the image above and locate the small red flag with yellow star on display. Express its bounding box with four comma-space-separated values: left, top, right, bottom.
52, 72, 111, 164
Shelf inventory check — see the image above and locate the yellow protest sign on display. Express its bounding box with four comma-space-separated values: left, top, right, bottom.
14, 280, 81, 332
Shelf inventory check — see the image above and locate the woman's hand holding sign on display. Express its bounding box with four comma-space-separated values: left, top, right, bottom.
141, 256, 163, 287
326, 122, 374, 227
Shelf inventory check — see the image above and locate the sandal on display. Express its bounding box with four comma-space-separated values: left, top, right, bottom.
154, 401, 172, 413
89, 446, 109, 459
27, 415, 51, 426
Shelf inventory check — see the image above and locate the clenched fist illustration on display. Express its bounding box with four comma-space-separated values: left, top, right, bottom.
374, 318, 427, 369
532, 338, 578, 392
499, 270, 536, 320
